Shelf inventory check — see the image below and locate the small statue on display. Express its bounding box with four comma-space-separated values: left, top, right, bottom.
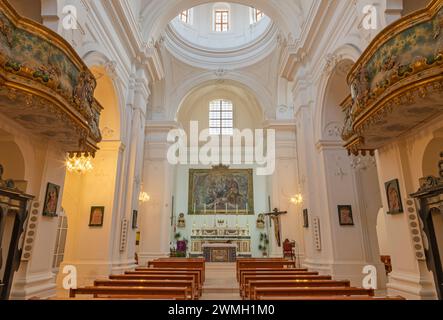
256, 213, 265, 229
177, 213, 186, 228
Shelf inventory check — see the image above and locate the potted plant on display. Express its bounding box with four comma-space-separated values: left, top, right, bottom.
258, 233, 270, 257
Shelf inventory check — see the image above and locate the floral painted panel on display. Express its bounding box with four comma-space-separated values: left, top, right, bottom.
351, 6, 443, 108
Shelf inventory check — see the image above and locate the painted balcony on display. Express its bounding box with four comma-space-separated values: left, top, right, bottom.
342, 0, 443, 155
0, 1, 102, 154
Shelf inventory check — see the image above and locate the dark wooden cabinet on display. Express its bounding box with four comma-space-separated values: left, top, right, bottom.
0, 186, 34, 300
411, 153, 443, 300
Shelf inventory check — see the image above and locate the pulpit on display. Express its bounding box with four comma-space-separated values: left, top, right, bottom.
202, 243, 237, 262
0, 165, 34, 300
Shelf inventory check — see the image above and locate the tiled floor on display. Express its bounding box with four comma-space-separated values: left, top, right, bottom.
201, 263, 241, 300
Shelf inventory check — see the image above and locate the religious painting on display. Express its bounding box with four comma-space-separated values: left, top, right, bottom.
132, 210, 138, 229
42, 183, 60, 217
385, 179, 404, 214
188, 166, 254, 215
89, 206, 105, 227
338, 205, 354, 226
303, 209, 309, 228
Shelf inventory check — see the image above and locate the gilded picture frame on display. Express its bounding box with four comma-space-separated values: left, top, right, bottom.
188, 166, 254, 215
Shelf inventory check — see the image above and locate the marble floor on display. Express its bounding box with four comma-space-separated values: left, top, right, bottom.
201, 263, 241, 300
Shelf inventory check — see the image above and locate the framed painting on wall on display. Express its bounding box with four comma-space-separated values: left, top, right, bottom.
188, 166, 254, 215
338, 205, 354, 226
89, 206, 105, 227
42, 183, 60, 217
132, 210, 138, 229
303, 209, 309, 228
385, 179, 404, 214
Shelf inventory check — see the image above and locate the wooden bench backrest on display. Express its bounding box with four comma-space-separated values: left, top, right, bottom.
94, 279, 196, 299
125, 270, 202, 285
70, 286, 190, 300
252, 287, 375, 300
239, 270, 318, 283
245, 280, 351, 299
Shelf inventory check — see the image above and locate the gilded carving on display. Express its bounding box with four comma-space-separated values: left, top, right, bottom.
0, 2, 103, 153
343, 2, 443, 155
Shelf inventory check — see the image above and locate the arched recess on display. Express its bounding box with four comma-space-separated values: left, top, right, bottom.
314, 44, 362, 143
169, 72, 272, 120
312, 56, 387, 287
57, 63, 125, 292
0, 129, 26, 181
176, 80, 264, 131
81, 50, 126, 141
422, 135, 443, 177
140, 0, 303, 42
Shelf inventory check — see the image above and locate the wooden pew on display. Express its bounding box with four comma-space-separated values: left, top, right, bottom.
236, 261, 298, 280
259, 296, 406, 301
136, 267, 204, 286
69, 286, 190, 300
148, 260, 205, 281
240, 272, 325, 296
236, 258, 294, 272
245, 280, 350, 300
123, 271, 202, 295
94, 279, 197, 300
109, 274, 200, 295
251, 287, 375, 300
127, 270, 202, 285
239, 269, 316, 284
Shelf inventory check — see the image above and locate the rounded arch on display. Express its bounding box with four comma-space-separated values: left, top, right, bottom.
176, 81, 264, 131
314, 44, 362, 143
169, 71, 272, 120
81, 50, 125, 142
140, 0, 303, 42
0, 137, 25, 181
422, 135, 443, 177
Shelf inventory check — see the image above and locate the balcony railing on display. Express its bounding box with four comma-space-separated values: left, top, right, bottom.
0, 1, 102, 154
342, 0, 443, 155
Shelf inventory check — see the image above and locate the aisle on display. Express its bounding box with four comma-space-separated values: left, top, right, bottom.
201, 263, 241, 300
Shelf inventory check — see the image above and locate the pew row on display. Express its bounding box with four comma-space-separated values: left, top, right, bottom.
94, 279, 197, 300
244, 280, 351, 300
251, 287, 375, 300
69, 286, 190, 300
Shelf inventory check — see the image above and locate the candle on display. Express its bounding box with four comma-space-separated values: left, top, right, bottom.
246, 203, 249, 214
193, 202, 196, 214
204, 204, 207, 214
225, 203, 228, 215
236, 204, 239, 215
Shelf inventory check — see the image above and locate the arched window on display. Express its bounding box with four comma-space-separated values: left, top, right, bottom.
179, 9, 192, 24
214, 7, 230, 32
250, 8, 264, 24
209, 100, 233, 135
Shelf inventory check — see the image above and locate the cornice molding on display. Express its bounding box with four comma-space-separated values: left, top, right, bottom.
164, 23, 279, 70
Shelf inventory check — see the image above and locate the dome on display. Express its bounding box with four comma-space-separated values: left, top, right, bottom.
169, 3, 272, 51
165, 3, 277, 69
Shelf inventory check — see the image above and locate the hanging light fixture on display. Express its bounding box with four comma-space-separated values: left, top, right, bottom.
65, 152, 94, 174
290, 193, 303, 205
139, 191, 150, 203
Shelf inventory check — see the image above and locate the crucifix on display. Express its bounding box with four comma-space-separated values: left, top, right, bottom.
263, 208, 288, 247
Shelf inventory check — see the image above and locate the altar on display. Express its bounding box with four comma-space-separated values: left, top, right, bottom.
190, 226, 252, 258
203, 243, 237, 262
